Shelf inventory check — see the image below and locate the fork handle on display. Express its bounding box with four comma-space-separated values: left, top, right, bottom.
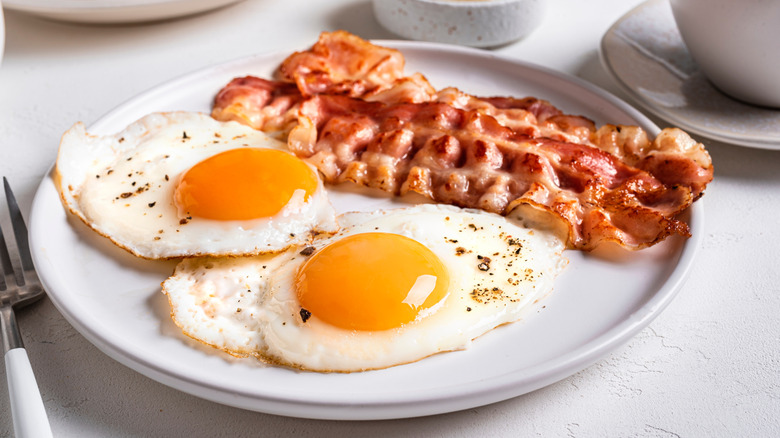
5, 348, 54, 438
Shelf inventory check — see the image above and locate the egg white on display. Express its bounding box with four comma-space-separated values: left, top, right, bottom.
55, 111, 338, 259
162, 204, 567, 372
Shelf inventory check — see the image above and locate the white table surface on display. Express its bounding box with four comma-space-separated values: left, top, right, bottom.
1, 0, 778, 436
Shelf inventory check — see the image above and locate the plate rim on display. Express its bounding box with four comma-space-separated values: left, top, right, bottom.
29, 40, 703, 420
3, 0, 231, 10
1, 0, 243, 23
599, 0, 780, 150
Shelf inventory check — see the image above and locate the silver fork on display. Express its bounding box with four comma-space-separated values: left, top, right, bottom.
1, 177, 53, 438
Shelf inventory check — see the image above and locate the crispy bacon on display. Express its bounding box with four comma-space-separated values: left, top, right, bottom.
285, 94, 703, 250
436, 88, 596, 144
279, 30, 405, 98
212, 76, 302, 135
211, 31, 713, 251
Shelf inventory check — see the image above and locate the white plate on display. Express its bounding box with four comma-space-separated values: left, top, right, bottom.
2, 0, 243, 24
600, 0, 780, 149
29, 41, 702, 420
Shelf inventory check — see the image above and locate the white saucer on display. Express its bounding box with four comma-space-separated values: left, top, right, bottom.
600, 0, 780, 149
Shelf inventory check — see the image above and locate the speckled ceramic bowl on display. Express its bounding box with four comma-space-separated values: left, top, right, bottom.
373, 0, 545, 48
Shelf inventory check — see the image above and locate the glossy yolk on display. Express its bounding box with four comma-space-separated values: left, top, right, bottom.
295, 233, 450, 331
174, 148, 318, 221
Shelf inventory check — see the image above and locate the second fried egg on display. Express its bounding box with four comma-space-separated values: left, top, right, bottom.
162, 204, 567, 372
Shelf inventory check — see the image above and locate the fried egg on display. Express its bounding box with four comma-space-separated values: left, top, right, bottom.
55, 112, 337, 259
162, 204, 567, 372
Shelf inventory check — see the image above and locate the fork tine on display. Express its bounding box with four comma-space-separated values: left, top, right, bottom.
3, 178, 35, 275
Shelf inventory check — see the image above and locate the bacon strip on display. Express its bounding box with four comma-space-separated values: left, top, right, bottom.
212, 76, 302, 136
279, 30, 406, 98
286, 94, 703, 250
211, 31, 713, 251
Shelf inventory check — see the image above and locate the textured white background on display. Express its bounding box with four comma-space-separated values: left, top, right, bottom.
1, 0, 778, 436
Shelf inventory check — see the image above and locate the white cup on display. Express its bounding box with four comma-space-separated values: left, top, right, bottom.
670, 0, 780, 108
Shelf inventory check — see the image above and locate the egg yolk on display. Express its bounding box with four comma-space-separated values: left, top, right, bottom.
174, 148, 318, 221
295, 233, 450, 331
